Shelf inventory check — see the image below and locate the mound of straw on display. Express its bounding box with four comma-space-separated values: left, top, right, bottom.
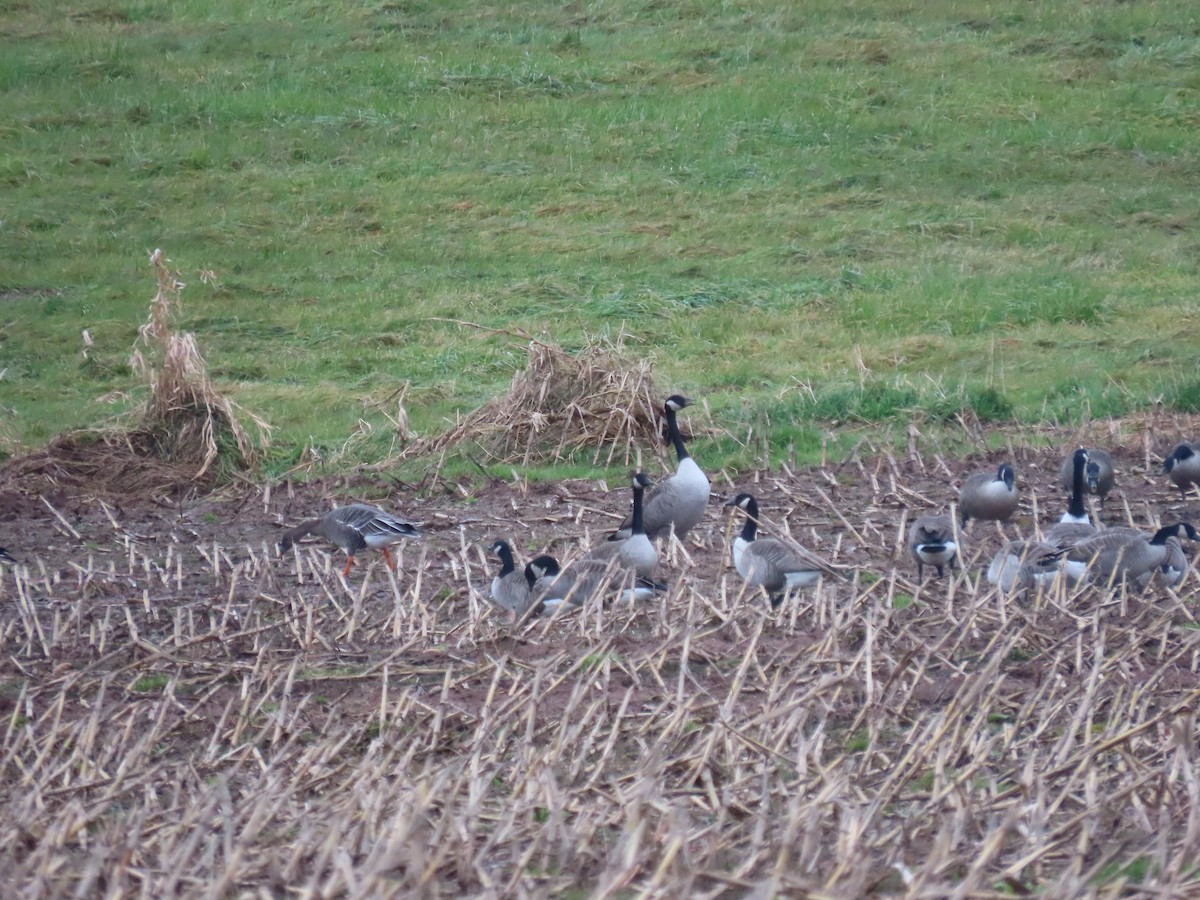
406, 328, 663, 466
0, 249, 269, 496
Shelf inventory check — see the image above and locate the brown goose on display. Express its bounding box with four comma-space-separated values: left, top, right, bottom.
958, 463, 1018, 528
280, 503, 422, 576
724, 493, 847, 607
1064, 522, 1198, 589
1059, 447, 1114, 507
909, 514, 958, 581
610, 395, 710, 542
532, 556, 664, 614
1043, 449, 1098, 547
1163, 443, 1200, 500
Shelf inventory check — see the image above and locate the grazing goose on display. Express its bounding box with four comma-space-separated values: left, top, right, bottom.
585, 472, 657, 579
987, 540, 1063, 593
909, 514, 958, 581
1152, 535, 1189, 589
0, 547, 16, 567
532, 556, 663, 615
1064, 522, 1199, 589
1059, 447, 1115, 507
611, 395, 710, 542
724, 493, 846, 607
1043, 449, 1099, 547
958, 463, 1018, 528
1163, 443, 1200, 500
279, 503, 422, 576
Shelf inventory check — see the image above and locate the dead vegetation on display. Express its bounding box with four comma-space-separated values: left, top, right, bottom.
3, 440, 1200, 895
0, 250, 269, 497
403, 326, 667, 467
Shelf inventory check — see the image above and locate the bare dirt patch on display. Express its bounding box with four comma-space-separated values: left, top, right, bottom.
2, 430, 1200, 894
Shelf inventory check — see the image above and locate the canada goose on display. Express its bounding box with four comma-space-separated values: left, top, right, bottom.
279, 503, 422, 576
533, 556, 664, 615
1064, 522, 1199, 589
0, 547, 15, 567
1152, 535, 1189, 589
987, 540, 1063, 593
909, 514, 958, 581
724, 493, 846, 607
1059, 447, 1114, 507
1042, 449, 1099, 547
958, 463, 1018, 528
488, 540, 548, 619
585, 472, 657, 579
1163, 443, 1200, 500
610, 395, 710, 542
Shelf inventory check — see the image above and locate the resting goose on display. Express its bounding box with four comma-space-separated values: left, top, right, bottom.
987, 540, 1063, 593
909, 514, 958, 581
724, 493, 846, 607
279, 503, 422, 576
610, 395, 709, 542
533, 556, 664, 615
958, 463, 1018, 528
585, 472, 657, 579
1059, 447, 1114, 508
489, 540, 555, 619
1163, 443, 1200, 500
1064, 522, 1199, 589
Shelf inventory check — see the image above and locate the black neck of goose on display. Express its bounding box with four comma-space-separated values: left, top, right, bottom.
665, 406, 690, 462
630, 481, 647, 536
740, 498, 759, 542
1068, 452, 1087, 519
496, 543, 515, 576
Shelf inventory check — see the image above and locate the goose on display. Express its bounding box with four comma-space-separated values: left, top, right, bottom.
585, 472, 657, 579
909, 514, 958, 581
532, 556, 664, 615
488, 540, 551, 619
724, 493, 846, 607
1163, 443, 1200, 500
987, 540, 1063, 593
1152, 535, 1189, 589
1059, 447, 1114, 507
0, 547, 15, 567
958, 463, 1018, 528
610, 395, 710, 542
1064, 522, 1199, 590
279, 503, 422, 576
1042, 449, 1099, 547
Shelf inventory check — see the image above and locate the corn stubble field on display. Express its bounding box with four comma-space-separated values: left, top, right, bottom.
5, 427, 1200, 897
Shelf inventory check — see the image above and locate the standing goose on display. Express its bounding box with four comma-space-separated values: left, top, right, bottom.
1043, 448, 1099, 547
724, 493, 847, 607
1163, 443, 1200, 500
1059, 447, 1115, 508
585, 472, 657, 579
279, 503, 422, 576
958, 463, 1018, 528
610, 395, 710, 542
909, 514, 958, 581
1064, 522, 1199, 589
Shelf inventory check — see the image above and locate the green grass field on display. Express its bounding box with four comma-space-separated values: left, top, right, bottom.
4, 0, 1200, 475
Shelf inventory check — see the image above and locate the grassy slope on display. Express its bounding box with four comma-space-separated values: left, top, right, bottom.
3, 0, 1200, 473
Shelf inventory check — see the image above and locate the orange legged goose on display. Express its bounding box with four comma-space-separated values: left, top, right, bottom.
280, 503, 422, 576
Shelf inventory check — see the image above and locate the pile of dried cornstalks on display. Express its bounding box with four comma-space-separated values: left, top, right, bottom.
405, 328, 662, 467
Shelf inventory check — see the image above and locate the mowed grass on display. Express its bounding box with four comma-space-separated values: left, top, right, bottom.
3, 0, 1200, 473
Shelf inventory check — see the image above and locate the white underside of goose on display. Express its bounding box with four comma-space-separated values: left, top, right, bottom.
915, 541, 957, 568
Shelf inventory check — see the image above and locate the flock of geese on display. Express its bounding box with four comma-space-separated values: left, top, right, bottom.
7, 396, 1194, 617
264, 394, 1200, 620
